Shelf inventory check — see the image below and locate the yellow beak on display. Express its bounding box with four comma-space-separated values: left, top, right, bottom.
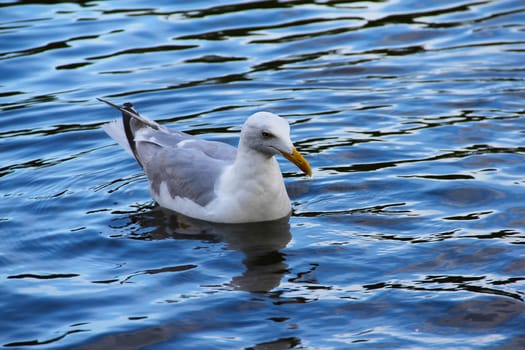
281, 147, 312, 176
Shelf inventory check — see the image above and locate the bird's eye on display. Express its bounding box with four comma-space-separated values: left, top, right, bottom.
261, 131, 273, 138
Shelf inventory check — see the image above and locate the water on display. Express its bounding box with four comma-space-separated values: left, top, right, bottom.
1, 0, 524, 349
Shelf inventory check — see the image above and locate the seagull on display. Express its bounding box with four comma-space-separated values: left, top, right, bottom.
99, 98, 311, 223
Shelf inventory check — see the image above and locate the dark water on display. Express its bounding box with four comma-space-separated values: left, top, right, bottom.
1, 0, 525, 349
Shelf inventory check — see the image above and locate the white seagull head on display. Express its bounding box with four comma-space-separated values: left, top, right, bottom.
241, 112, 312, 176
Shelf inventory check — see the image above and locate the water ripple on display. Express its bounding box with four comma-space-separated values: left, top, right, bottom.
1, 0, 524, 349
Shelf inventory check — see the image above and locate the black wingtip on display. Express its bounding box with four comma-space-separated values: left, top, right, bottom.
98, 97, 161, 131
97, 97, 126, 112
97, 98, 140, 126
99, 98, 144, 169
97, 97, 134, 121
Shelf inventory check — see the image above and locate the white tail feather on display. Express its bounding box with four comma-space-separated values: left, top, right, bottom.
102, 119, 134, 157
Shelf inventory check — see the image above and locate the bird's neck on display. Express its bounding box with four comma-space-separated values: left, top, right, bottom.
233, 142, 280, 181
212, 143, 291, 222
222, 141, 287, 199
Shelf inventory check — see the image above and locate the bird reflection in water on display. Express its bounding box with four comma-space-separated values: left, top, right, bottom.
122, 205, 292, 293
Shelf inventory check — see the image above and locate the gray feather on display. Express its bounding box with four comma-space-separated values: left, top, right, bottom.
135, 128, 236, 206
100, 98, 237, 207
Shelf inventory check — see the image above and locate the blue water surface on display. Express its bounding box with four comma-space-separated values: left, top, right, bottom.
1, 0, 524, 349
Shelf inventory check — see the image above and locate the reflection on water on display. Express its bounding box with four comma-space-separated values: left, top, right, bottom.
124, 207, 292, 293
431, 298, 525, 330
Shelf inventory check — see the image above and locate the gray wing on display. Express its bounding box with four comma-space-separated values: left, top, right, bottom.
135, 127, 237, 207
